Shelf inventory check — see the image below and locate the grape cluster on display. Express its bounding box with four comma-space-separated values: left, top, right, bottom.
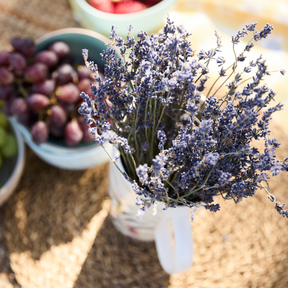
0, 36, 99, 146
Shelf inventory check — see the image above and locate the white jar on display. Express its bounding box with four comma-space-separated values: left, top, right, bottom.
108, 146, 194, 274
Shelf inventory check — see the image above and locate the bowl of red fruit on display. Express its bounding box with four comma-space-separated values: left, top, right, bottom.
67, 0, 177, 37
0, 28, 114, 170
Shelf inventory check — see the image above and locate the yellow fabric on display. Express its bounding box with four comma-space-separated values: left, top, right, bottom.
167, 0, 288, 136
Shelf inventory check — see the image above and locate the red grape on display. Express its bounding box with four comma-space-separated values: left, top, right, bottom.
10, 36, 23, 52
77, 65, 94, 81
10, 98, 27, 116
64, 121, 83, 146
49, 41, 70, 58
31, 121, 49, 144
77, 78, 92, 96
35, 50, 58, 68
0, 51, 10, 66
0, 67, 14, 85
77, 78, 91, 91
78, 117, 94, 143
0, 84, 12, 100
21, 37, 35, 58
32, 79, 56, 96
53, 63, 78, 85
56, 83, 80, 103
24, 63, 48, 83
27, 93, 50, 111
9, 52, 27, 75
50, 105, 67, 127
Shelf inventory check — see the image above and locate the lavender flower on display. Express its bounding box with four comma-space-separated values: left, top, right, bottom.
79, 17, 287, 218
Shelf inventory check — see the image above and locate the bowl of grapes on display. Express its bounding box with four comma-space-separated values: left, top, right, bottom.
0, 28, 113, 170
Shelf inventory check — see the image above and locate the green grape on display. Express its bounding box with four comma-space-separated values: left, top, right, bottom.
0, 112, 8, 129
1, 134, 18, 158
0, 127, 8, 148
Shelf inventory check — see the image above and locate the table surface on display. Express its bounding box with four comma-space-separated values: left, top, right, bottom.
1, 1, 288, 287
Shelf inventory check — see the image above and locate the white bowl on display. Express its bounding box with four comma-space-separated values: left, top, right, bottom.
0, 117, 25, 206
67, 0, 178, 37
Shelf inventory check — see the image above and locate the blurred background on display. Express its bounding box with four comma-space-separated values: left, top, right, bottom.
0, 0, 288, 287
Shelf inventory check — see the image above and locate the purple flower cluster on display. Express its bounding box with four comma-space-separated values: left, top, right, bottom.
79, 18, 287, 218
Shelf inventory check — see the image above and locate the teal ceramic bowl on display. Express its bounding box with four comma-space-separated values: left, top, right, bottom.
14, 28, 113, 170
35, 27, 109, 65
67, 0, 178, 37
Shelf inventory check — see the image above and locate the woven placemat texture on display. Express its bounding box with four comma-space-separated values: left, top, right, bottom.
0, 0, 78, 49
1, 1, 288, 287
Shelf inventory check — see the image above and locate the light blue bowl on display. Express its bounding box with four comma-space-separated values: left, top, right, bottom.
14, 28, 114, 170
67, 0, 178, 37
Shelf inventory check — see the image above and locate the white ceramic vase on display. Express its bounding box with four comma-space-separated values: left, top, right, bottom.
109, 147, 194, 274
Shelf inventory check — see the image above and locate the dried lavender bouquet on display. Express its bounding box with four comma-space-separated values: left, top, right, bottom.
79, 17, 288, 218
